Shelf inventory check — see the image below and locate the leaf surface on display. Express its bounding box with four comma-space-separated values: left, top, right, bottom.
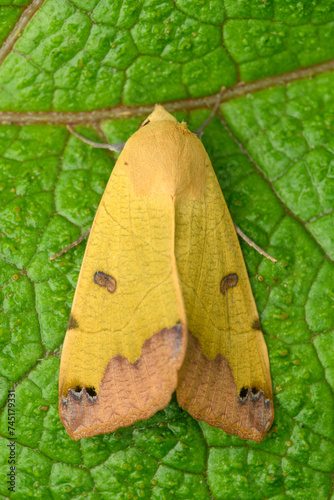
0, 1, 333, 499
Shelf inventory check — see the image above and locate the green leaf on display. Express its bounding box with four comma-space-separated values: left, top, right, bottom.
0, 1, 333, 499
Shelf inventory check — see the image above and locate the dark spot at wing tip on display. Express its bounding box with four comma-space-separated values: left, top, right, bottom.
86, 386, 97, 398
66, 385, 98, 402
67, 385, 83, 401
85, 387, 97, 399
251, 387, 263, 401
67, 314, 79, 330
239, 386, 248, 401
252, 319, 261, 330
220, 273, 238, 295
239, 386, 264, 403
94, 271, 117, 294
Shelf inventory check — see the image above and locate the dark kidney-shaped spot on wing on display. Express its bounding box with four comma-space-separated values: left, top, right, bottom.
220, 273, 238, 295
94, 271, 117, 294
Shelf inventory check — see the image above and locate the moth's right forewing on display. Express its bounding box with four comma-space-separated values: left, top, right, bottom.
175, 149, 274, 443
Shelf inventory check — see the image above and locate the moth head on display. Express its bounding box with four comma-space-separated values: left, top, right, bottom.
138, 105, 178, 129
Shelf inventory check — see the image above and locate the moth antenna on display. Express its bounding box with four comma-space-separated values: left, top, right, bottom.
194, 86, 226, 138
234, 224, 277, 263
67, 125, 125, 152
50, 229, 91, 261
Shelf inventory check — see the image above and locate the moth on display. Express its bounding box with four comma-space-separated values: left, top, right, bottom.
58, 105, 274, 442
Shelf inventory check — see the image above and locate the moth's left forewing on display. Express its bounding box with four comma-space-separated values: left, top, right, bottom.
59, 119, 189, 440
175, 143, 274, 443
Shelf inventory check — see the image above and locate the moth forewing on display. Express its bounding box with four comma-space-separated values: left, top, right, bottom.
173, 145, 273, 442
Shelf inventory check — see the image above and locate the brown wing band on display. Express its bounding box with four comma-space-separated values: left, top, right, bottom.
177, 331, 274, 443
59, 323, 186, 440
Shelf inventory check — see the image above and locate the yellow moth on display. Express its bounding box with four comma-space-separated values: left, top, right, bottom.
58, 105, 274, 442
